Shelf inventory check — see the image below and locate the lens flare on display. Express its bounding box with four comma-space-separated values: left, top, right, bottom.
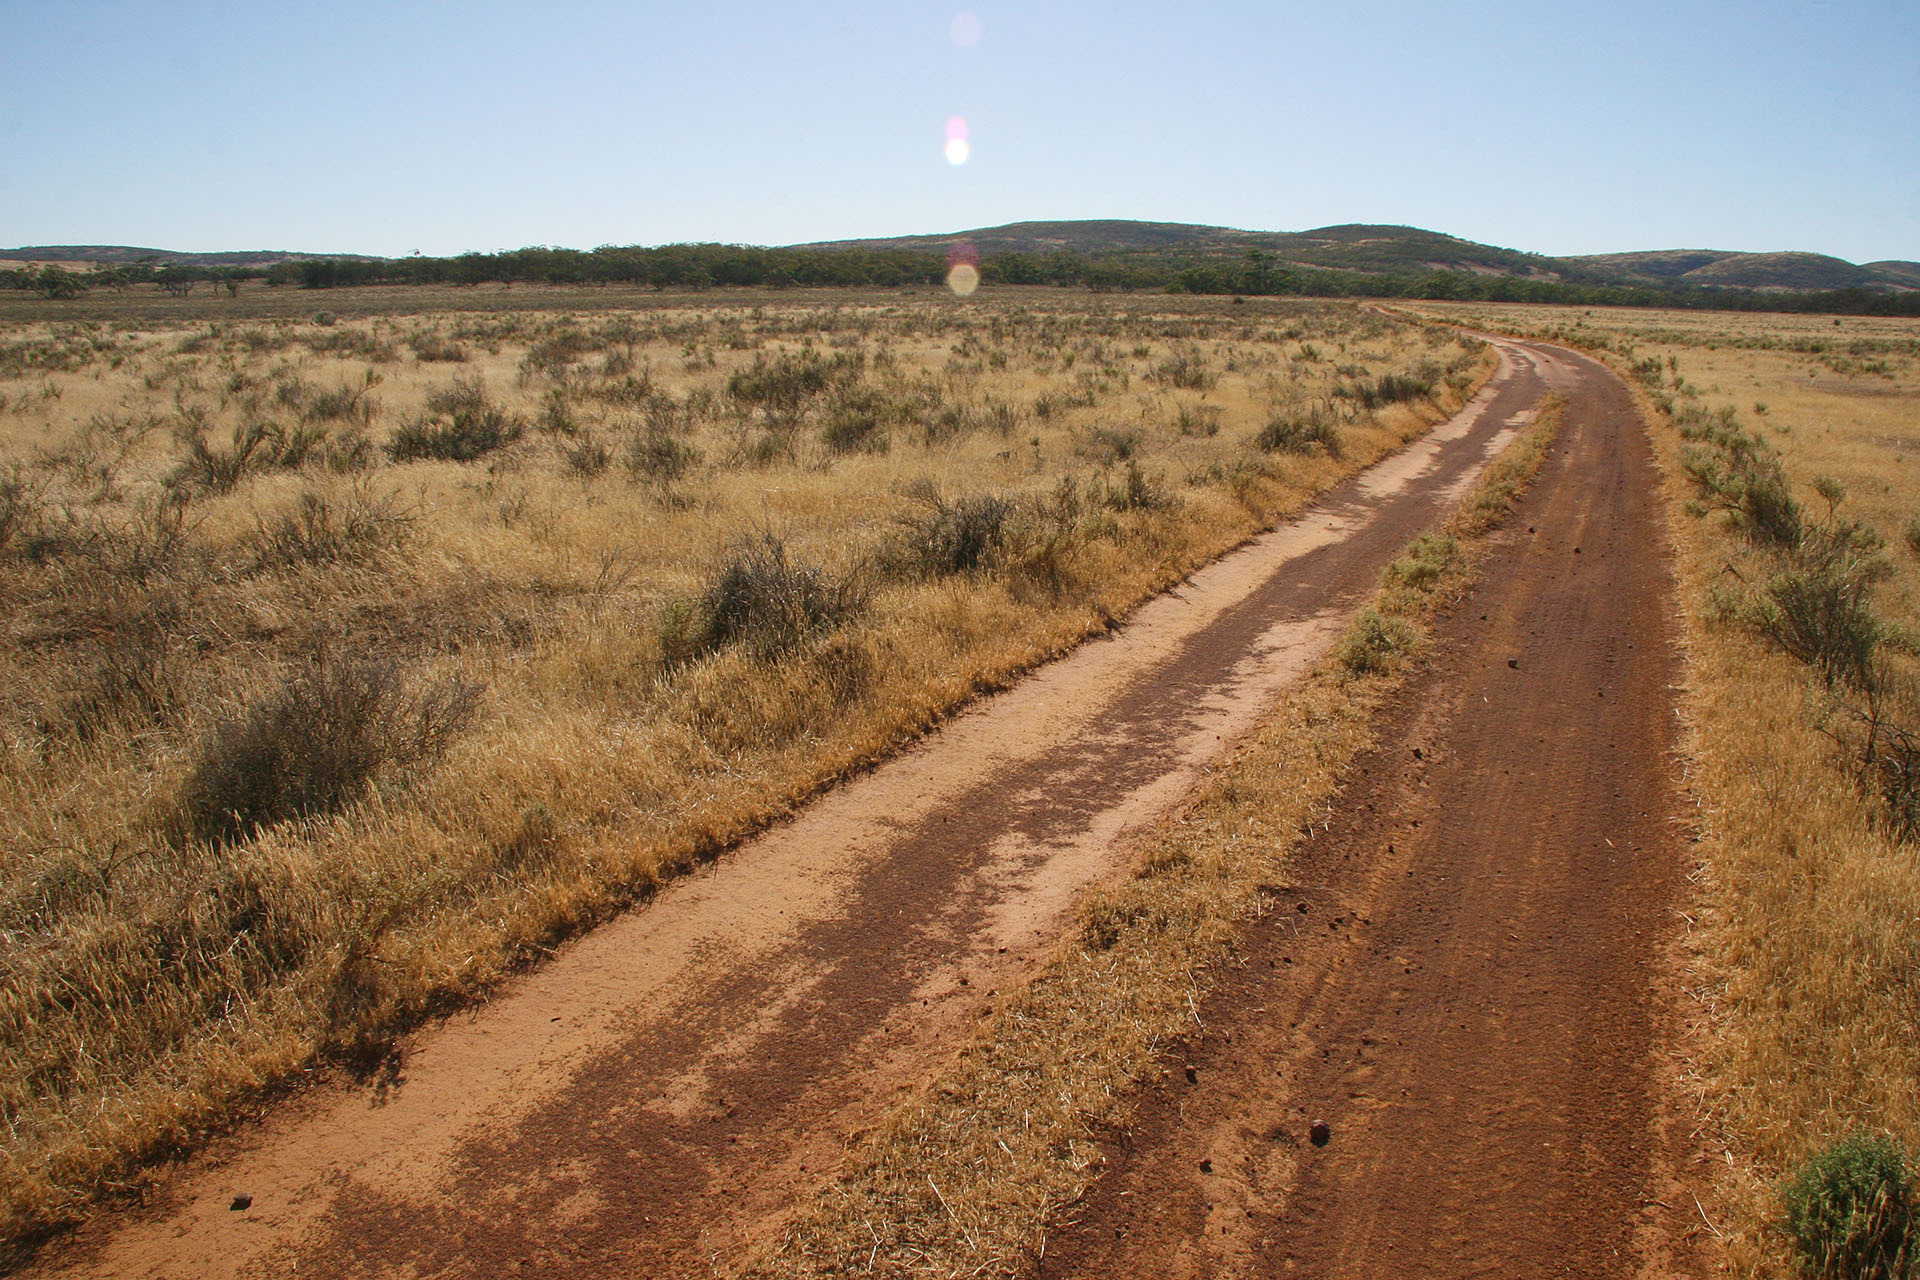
949, 11, 981, 48
947, 263, 980, 296
944, 116, 970, 165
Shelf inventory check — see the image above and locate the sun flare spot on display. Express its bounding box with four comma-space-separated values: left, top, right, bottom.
947, 263, 980, 296
944, 116, 970, 166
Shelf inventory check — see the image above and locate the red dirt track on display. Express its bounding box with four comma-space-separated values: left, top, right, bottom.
24, 338, 1701, 1280
1039, 341, 1704, 1279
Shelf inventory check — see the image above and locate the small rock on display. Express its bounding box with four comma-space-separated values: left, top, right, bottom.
1184, 1065, 1199, 1084
1309, 1122, 1332, 1148
230, 1193, 252, 1212
1507, 658, 1519, 669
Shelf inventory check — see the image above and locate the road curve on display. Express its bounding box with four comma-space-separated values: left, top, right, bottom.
28, 340, 1580, 1280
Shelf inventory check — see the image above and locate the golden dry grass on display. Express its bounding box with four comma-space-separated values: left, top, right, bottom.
0, 288, 1490, 1246
1412, 300, 1920, 1277
743, 393, 1567, 1278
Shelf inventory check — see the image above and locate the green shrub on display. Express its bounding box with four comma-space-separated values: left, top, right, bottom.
1752, 522, 1890, 690
1336, 608, 1420, 677
1782, 1133, 1916, 1280
1384, 534, 1459, 592
173, 657, 479, 846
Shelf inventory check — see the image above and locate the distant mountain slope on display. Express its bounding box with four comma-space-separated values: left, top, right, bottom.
800, 222, 1912, 290
798, 221, 1565, 278
1867, 260, 1920, 288
1566, 248, 1894, 291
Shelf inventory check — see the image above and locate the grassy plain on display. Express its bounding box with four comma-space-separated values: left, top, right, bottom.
0, 285, 1486, 1246
1414, 300, 1920, 1277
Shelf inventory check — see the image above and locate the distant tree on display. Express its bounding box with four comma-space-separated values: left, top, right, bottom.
31, 265, 85, 299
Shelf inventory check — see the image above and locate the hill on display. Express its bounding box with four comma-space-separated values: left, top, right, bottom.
801, 223, 1917, 292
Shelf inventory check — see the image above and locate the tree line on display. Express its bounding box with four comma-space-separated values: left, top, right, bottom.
5, 243, 1918, 318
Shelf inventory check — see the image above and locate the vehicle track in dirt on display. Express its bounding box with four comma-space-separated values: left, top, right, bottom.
1038, 342, 1705, 1279
26, 340, 1581, 1280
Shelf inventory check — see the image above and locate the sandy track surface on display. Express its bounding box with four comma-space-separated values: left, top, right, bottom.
28, 342, 1574, 1280
1038, 343, 1705, 1278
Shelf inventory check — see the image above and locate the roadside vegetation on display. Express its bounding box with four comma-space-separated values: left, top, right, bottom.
1414, 300, 1920, 1279
0, 289, 1489, 1248
746, 384, 1567, 1276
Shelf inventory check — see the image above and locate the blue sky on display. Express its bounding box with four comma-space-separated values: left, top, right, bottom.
2, 0, 1915, 262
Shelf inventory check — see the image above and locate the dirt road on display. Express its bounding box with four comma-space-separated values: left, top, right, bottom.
28, 340, 1602, 1279
1039, 342, 1703, 1278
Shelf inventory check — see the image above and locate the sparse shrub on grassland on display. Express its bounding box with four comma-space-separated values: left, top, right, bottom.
727, 350, 860, 412
409, 330, 468, 363
1782, 1133, 1917, 1280
625, 421, 700, 484
1754, 547, 1889, 691
49, 589, 184, 741
171, 656, 479, 847
387, 377, 525, 462
1335, 607, 1420, 677
1384, 534, 1459, 593
658, 534, 864, 666
1175, 402, 1221, 437
252, 485, 412, 571
168, 421, 271, 494
1148, 348, 1215, 390
1337, 368, 1435, 410
1678, 406, 1805, 551
0, 465, 43, 556
1256, 406, 1342, 457
559, 430, 613, 478
821, 388, 900, 454
1099, 459, 1168, 512
886, 484, 1015, 578
301, 371, 379, 426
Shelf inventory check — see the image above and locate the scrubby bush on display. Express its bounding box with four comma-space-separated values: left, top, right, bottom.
659, 534, 863, 665
387, 378, 524, 462
726, 351, 859, 412
1337, 368, 1435, 410
1336, 608, 1420, 677
1256, 407, 1342, 456
887, 485, 1014, 577
173, 656, 478, 846
1782, 1133, 1916, 1280
626, 422, 700, 484
253, 486, 412, 570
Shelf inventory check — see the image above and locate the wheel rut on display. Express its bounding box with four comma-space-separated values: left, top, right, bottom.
27, 341, 1587, 1280
1037, 343, 1705, 1279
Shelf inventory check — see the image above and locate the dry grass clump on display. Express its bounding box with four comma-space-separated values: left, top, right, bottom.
747, 395, 1564, 1277
0, 291, 1490, 1247
1411, 300, 1920, 1278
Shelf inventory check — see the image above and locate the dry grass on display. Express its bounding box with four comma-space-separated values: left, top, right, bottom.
0, 288, 1492, 1247
744, 389, 1566, 1278
1413, 300, 1920, 1277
